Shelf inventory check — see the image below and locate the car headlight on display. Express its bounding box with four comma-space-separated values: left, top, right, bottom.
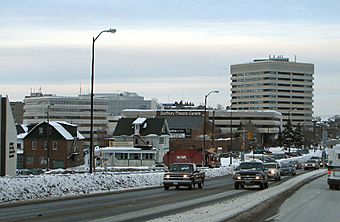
165, 174, 170, 178
312, 164, 315, 166
183, 174, 188, 178
255, 174, 262, 180
270, 169, 276, 174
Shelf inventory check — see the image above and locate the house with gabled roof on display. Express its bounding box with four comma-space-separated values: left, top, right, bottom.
23, 121, 85, 169
111, 117, 170, 163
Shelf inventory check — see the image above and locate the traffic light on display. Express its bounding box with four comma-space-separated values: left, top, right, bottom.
247, 132, 253, 140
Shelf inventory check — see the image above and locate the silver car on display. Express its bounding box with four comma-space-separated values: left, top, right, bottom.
264, 162, 281, 181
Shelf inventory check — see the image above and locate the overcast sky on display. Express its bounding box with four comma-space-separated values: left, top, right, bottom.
1, 0, 340, 117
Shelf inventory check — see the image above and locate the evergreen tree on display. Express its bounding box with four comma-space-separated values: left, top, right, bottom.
282, 120, 294, 151
293, 123, 305, 148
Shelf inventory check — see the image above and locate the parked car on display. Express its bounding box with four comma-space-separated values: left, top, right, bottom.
233, 161, 269, 190
281, 162, 297, 176
150, 163, 168, 171
304, 159, 320, 170
289, 160, 302, 170
263, 162, 281, 181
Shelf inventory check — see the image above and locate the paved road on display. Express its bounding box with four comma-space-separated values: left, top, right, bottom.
265, 175, 340, 222
0, 173, 297, 222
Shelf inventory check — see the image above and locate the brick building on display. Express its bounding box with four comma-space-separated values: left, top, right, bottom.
23, 121, 84, 169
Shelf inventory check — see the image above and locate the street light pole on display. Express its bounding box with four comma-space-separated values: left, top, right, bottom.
203, 90, 219, 166
46, 104, 54, 171
228, 105, 233, 165
90, 28, 116, 173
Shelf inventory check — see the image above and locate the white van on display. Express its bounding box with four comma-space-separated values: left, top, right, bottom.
327, 145, 340, 189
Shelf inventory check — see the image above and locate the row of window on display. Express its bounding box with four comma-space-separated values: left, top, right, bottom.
233, 95, 312, 100
232, 71, 313, 77
233, 89, 313, 94
104, 153, 155, 160
232, 83, 313, 88
236, 101, 313, 105
233, 77, 313, 83
31, 141, 58, 150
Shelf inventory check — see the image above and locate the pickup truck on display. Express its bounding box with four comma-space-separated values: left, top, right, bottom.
233, 161, 269, 190
163, 163, 205, 190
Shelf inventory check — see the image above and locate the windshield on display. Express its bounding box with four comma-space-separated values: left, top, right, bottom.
169, 164, 194, 172
239, 162, 263, 171
264, 163, 277, 168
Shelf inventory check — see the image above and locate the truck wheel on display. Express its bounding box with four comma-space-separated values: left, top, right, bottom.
259, 183, 264, 190
188, 184, 193, 190
265, 181, 269, 189
164, 186, 169, 190
198, 183, 203, 189
234, 182, 240, 189
175, 185, 179, 190
240, 184, 244, 189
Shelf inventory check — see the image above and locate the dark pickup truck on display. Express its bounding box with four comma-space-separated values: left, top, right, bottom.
163, 163, 205, 190
233, 161, 269, 190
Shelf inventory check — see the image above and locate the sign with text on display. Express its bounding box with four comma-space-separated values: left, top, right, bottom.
157, 111, 203, 117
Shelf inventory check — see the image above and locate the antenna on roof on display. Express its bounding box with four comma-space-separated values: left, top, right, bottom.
79, 82, 82, 95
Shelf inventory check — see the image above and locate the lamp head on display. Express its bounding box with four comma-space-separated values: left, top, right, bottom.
107, 28, 117, 33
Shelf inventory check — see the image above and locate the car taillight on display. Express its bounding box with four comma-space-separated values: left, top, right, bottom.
328, 170, 332, 176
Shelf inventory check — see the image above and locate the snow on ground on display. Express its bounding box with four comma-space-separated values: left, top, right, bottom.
0, 148, 322, 205
147, 169, 327, 222
0, 167, 233, 204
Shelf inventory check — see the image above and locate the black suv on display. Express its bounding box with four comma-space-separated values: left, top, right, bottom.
233, 162, 269, 189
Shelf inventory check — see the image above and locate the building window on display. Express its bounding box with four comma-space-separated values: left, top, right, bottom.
44, 141, 47, 150
115, 153, 128, 160
52, 141, 58, 150
39, 127, 43, 135
32, 141, 37, 150
131, 153, 140, 160
26, 157, 34, 164
40, 157, 47, 165
142, 153, 155, 160
159, 137, 165, 144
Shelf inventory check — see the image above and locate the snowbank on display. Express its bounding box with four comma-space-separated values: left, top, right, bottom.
0, 167, 233, 204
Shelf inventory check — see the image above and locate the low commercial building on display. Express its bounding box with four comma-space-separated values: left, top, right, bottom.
122, 109, 282, 150
98, 147, 157, 167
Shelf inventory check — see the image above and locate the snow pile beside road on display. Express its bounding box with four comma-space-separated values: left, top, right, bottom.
0, 167, 233, 204
149, 169, 326, 222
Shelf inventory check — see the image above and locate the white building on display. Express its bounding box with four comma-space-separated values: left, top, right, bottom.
230, 56, 314, 127
98, 147, 157, 167
80, 92, 154, 115
0, 95, 17, 176
23, 92, 108, 148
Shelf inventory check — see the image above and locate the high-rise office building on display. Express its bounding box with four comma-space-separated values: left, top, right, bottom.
230, 56, 314, 127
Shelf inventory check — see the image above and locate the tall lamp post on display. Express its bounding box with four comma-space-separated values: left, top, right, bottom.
90, 28, 116, 173
227, 105, 233, 165
203, 90, 219, 166
46, 104, 54, 171
287, 108, 296, 156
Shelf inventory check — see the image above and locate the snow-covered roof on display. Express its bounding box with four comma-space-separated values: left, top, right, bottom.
17, 133, 28, 139
50, 122, 75, 140
23, 121, 84, 141
100, 147, 157, 152
133, 118, 147, 125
